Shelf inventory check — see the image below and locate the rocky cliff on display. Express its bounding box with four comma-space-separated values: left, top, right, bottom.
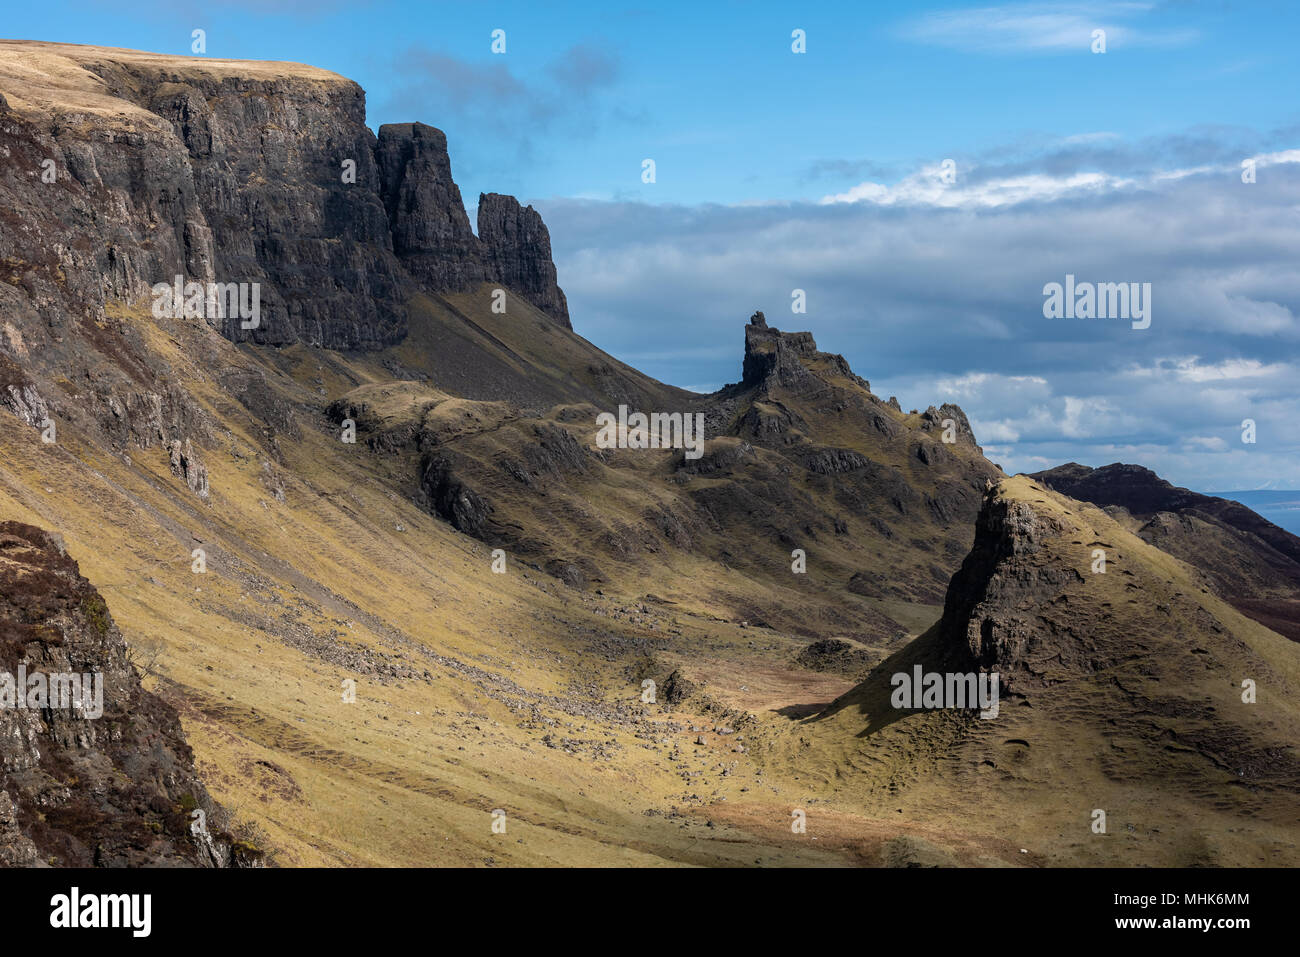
0, 42, 407, 351
477, 192, 570, 328
0, 522, 254, 866
376, 122, 491, 295
0, 40, 569, 364
0, 39, 572, 497
372, 126, 570, 327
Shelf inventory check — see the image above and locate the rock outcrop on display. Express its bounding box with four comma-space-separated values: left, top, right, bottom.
938, 476, 1298, 695
478, 192, 571, 328
168, 437, 210, 500
938, 482, 1076, 682
794, 637, 875, 677
0, 522, 253, 866
0, 358, 48, 429
376, 122, 491, 294
742, 312, 831, 389
920, 403, 981, 451
420, 453, 494, 538
740, 311, 873, 396
814, 474, 1300, 867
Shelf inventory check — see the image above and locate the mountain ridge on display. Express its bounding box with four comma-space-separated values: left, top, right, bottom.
1030, 462, 1300, 641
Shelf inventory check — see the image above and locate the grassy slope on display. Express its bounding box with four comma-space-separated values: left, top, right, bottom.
352, 289, 997, 651
5, 307, 1293, 866
3, 293, 1293, 867
775, 477, 1300, 866
0, 302, 1030, 867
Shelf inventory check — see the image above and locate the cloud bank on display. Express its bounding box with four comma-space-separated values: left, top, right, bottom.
539, 138, 1300, 492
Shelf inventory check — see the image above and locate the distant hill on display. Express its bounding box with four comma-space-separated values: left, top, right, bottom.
1029, 464, 1300, 642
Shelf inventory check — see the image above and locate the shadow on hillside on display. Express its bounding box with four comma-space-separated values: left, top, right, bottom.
803, 623, 975, 738
772, 702, 832, 719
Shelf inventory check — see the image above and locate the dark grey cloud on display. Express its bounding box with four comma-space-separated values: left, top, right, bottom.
801, 157, 900, 184
546, 43, 620, 94
381, 43, 623, 172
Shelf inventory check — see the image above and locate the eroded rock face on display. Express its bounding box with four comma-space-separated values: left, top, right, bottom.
742, 313, 820, 389
376, 122, 490, 294
0, 44, 575, 503
0, 374, 48, 430
0, 46, 571, 361
920, 403, 981, 451
740, 313, 865, 393
421, 454, 494, 538
168, 438, 209, 500
939, 484, 1075, 679
660, 669, 697, 705
478, 192, 570, 328
0, 60, 408, 351
0, 522, 252, 867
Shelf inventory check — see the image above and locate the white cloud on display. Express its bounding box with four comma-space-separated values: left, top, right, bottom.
976, 421, 1023, 442
1253, 149, 1300, 169
1125, 356, 1292, 383
897, 2, 1197, 55
819, 146, 1300, 212
820, 165, 1128, 208
1058, 131, 1121, 146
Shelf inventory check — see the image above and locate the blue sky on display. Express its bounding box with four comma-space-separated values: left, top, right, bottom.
10, 1, 1298, 205
6, 1, 1300, 492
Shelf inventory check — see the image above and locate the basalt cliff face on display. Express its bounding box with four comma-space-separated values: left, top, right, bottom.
477, 191, 570, 328
0, 43, 406, 352
0, 41, 568, 455
0, 522, 252, 867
